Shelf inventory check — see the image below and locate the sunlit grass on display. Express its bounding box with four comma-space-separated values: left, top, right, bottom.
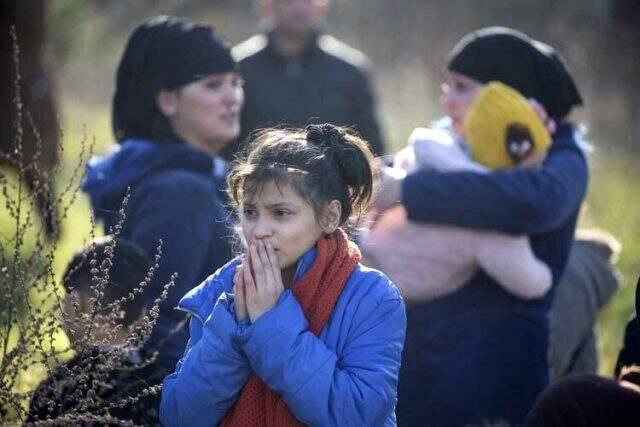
584, 152, 640, 375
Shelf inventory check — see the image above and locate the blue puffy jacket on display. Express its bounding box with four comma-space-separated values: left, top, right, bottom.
160, 247, 406, 427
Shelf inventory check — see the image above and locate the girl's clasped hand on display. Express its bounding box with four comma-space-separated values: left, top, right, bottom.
234, 240, 284, 323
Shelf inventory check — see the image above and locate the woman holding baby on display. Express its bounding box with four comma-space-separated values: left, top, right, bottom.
372, 27, 587, 426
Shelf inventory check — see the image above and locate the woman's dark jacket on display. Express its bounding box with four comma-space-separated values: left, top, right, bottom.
396, 123, 588, 426
82, 139, 232, 371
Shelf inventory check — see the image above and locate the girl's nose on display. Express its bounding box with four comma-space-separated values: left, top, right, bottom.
252, 219, 274, 240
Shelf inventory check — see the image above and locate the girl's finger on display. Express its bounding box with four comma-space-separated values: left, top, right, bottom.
266, 242, 283, 286
250, 242, 266, 286
234, 267, 248, 320
256, 241, 275, 289
233, 266, 241, 288
257, 240, 270, 266
243, 249, 257, 293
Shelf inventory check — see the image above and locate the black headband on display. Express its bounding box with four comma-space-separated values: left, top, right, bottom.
447, 26, 583, 120
112, 16, 237, 142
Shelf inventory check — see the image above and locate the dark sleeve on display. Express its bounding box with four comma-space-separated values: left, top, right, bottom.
615, 316, 640, 378
126, 172, 231, 328
350, 67, 384, 156
27, 381, 56, 422
401, 136, 588, 234
26, 359, 80, 423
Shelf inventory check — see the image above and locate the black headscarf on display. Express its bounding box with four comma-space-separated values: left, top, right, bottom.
447, 26, 583, 121
112, 16, 237, 143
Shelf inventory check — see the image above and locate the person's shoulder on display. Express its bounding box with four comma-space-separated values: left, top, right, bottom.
232, 33, 269, 63
178, 257, 241, 319
346, 262, 403, 304
149, 167, 213, 188
551, 123, 588, 154
316, 34, 372, 73
135, 168, 217, 204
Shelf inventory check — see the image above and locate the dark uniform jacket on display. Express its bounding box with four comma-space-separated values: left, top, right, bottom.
397, 124, 588, 426
28, 346, 165, 425
82, 140, 232, 371
232, 31, 384, 156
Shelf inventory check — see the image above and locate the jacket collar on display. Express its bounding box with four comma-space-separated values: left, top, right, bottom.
265, 29, 322, 62
294, 246, 317, 282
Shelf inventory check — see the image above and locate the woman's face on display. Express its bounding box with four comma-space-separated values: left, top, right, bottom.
268, 0, 327, 37
440, 71, 483, 138
159, 72, 244, 154
240, 180, 326, 271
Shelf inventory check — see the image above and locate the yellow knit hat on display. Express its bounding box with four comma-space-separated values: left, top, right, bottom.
463, 81, 551, 170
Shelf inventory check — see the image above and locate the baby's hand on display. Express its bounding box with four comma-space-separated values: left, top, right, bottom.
528, 99, 557, 135
373, 166, 405, 213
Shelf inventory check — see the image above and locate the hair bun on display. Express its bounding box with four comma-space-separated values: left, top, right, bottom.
305, 123, 345, 150
306, 123, 353, 179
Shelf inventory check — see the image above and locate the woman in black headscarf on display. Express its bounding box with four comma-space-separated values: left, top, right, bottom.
82, 16, 243, 373
377, 27, 588, 426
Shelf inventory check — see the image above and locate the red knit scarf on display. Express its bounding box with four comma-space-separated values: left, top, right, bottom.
221, 229, 361, 427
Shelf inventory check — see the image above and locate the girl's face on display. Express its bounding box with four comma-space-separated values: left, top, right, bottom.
240, 180, 326, 271
158, 71, 244, 154
440, 71, 483, 138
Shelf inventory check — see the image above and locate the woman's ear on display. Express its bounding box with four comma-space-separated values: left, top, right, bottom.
319, 200, 341, 233
156, 89, 179, 117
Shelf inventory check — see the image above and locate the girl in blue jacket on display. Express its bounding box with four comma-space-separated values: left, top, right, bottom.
160, 124, 406, 427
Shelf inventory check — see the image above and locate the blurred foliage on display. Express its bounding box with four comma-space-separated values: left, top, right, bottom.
46, 0, 91, 61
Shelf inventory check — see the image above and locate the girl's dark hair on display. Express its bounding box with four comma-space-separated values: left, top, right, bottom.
227, 124, 375, 227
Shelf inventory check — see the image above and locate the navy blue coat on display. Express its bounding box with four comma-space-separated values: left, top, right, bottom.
396, 124, 588, 426
83, 139, 233, 370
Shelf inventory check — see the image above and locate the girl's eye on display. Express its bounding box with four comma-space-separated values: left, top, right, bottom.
274, 209, 291, 218
243, 209, 257, 219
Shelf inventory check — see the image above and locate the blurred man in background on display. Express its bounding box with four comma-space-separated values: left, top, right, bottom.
231, 0, 385, 157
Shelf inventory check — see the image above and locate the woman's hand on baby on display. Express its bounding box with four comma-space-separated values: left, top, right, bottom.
528, 98, 557, 134
373, 165, 405, 213
242, 240, 284, 323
